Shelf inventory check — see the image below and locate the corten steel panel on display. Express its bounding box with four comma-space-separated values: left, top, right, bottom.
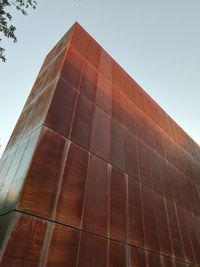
110, 167, 126, 243
154, 193, 173, 257
0, 212, 47, 266
70, 94, 94, 149
90, 105, 111, 161
125, 131, 139, 180
19, 127, 66, 218
95, 74, 112, 115
111, 119, 126, 171
141, 184, 160, 253
130, 247, 147, 267
45, 78, 77, 137
0, 22, 200, 266
55, 142, 89, 227
82, 155, 109, 237
80, 62, 98, 102
128, 177, 144, 248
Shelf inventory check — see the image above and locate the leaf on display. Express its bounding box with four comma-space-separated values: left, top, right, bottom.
0, 0, 37, 62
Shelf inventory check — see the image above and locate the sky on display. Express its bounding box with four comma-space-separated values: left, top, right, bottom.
0, 0, 200, 156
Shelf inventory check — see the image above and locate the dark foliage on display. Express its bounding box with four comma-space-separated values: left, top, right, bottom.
0, 0, 37, 62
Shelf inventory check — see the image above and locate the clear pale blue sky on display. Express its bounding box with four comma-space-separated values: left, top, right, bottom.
0, 0, 200, 155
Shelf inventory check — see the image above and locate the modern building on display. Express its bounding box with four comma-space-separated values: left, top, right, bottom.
0, 22, 200, 266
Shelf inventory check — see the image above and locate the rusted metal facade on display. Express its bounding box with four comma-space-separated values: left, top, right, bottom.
0, 23, 200, 266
